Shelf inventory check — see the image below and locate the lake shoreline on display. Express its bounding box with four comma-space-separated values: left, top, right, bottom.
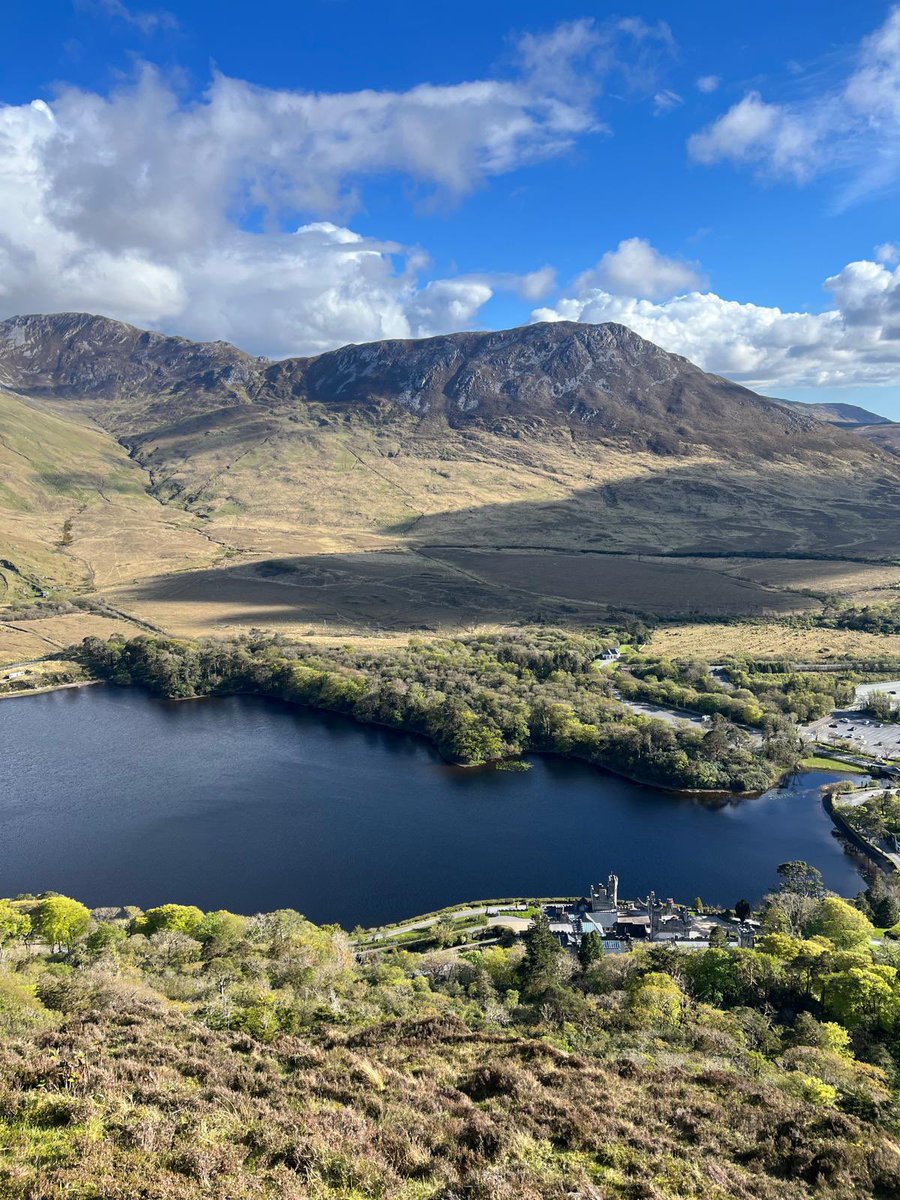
111, 681, 785, 800
0, 677, 100, 702
0, 673, 825, 800
0, 686, 864, 920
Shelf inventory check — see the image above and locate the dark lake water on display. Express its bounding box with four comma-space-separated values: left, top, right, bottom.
0, 685, 864, 928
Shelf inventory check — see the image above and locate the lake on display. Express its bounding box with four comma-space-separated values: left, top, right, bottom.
0, 685, 864, 927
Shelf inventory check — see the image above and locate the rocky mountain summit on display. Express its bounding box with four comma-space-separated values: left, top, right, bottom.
0, 312, 856, 458
0, 312, 265, 414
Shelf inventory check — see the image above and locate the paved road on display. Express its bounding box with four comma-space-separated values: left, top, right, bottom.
360, 904, 535, 945
615, 693, 764, 745
854, 680, 900, 706
832, 786, 900, 870
615, 696, 706, 728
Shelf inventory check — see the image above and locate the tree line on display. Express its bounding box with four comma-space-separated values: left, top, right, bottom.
75, 630, 802, 792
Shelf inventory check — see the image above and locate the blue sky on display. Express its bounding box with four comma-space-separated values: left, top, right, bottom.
4, 1, 900, 416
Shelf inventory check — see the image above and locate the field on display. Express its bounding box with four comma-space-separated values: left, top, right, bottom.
424, 548, 817, 617
0, 390, 219, 601
0, 612, 148, 665
648, 621, 900, 662
667, 557, 900, 605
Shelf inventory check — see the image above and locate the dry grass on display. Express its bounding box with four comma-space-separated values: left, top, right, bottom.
671, 558, 900, 603
649, 620, 900, 661
0, 614, 146, 665
99, 551, 543, 639
5, 387, 900, 637
0, 389, 220, 597
1, 1000, 897, 1200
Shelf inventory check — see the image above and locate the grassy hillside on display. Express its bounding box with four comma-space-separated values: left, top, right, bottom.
0, 389, 218, 605
1, 885, 899, 1200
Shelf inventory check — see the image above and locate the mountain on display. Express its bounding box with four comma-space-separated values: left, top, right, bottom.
777, 398, 892, 428
0, 313, 855, 456
0, 312, 262, 404
2, 311, 900, 640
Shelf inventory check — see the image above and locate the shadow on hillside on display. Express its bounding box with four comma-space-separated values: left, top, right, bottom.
392, 455, 900, 560
109, 452, 900, 632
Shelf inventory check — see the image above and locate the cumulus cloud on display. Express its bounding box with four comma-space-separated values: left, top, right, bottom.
532, 255, 900, 389
573, 238, 706, 301
0, 19, 664, 355
876, 241, 899, 263
688, 6, 900, 201
696, 75, 720, 94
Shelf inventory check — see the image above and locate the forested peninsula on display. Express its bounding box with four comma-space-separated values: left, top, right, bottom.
74, 629, 805, 794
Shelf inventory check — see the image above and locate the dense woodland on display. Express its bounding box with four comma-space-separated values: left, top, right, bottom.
614, 656, 856, 726
1, 863, 900, 1198
75, 631, 803, 793
822, 601, 900, 637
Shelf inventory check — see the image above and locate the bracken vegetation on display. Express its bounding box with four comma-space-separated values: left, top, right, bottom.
1, 870, 900, 1199
74, 630, 803, 793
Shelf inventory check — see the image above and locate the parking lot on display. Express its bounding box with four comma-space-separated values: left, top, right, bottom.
803, 709, 900, 761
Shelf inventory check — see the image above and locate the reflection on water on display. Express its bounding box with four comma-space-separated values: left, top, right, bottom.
0, 686, 863, 927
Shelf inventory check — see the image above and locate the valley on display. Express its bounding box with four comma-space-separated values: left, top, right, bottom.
2, 315, 899, 652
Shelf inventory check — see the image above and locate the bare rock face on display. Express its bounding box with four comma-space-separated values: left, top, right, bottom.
263, 320, 845, 455
0, 312, 265, 405
0, 311, 870, 457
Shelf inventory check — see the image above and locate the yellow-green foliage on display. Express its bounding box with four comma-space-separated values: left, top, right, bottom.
0, 893, 898, 1199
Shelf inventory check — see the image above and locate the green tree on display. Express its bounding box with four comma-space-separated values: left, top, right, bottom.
577, 931, 603, 969
777, 861, 825, 898
521, 913, 562, 996
708, 924, 728, 948
130, 904, 205, 938
685, 947, 738, 1005
807, 897, 876, 950
823, 963, 898, 1028
85, 922, 127, 959
197, 910, 249, 952
0, 900, 30, 952
734, 899, 751, 922
34, 895, 90, 951
866, 876, 900, 928
628, 971, 684, 1027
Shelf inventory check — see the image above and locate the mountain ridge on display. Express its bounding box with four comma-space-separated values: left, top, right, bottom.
0, 311, 852, 457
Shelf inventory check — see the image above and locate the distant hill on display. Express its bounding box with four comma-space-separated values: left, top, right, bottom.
777, 397, 892, 428
855, 421, 900, 456
1, 312, 899, 636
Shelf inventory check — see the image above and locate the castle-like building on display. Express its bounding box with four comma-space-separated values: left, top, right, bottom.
545, 875, 754, 954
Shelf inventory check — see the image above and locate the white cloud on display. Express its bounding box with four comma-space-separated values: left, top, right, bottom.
688, 6, 900, 201
405, 279, 495, 338
0, 21, 661, 355
573, 238, 706, 301
533, 254, 900, 388
876, 241, 899, 263
696, 75, 720, 94
653, 89, 683, 115
688, 90, 821, 181
78, 0, 178, 34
